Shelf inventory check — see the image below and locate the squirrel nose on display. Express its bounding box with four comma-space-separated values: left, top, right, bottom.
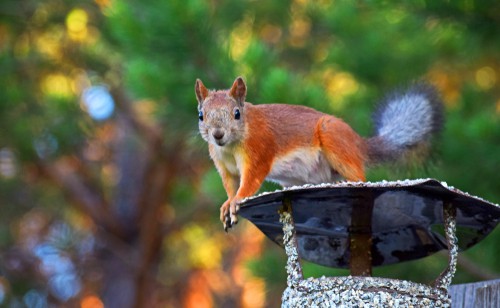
213, 130, 224, 140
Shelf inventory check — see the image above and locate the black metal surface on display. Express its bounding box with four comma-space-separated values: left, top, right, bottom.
238, 179, 500, 268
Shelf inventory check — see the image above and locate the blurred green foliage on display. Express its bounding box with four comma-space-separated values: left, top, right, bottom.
0, 0, 499, 306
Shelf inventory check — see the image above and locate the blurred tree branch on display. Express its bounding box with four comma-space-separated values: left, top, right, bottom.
38, 157, 126, 237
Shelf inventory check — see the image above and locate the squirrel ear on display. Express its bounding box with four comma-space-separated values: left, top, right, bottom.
195, 79, 209, 107
230, 76, 246, 107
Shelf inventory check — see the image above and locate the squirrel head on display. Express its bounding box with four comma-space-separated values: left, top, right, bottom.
195, 77, 247, 147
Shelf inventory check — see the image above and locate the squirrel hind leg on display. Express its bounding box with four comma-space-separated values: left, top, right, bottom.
315, 116, 367, 182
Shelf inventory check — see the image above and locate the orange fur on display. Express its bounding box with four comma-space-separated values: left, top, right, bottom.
316, 116, 366, 181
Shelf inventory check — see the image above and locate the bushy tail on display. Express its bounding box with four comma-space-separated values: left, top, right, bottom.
367, 83, 444, 164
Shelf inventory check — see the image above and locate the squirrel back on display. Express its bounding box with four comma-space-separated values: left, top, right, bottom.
196, 77, 443, 174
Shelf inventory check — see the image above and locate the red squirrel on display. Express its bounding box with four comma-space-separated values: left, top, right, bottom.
195, 77, 443, 230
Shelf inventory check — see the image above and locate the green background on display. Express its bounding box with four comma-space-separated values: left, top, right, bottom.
0, 0, 498, 307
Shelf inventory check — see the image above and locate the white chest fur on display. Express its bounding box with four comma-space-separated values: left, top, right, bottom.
267, 147, 339, 187
212, 145, 243, 176
212, 146, 339, 187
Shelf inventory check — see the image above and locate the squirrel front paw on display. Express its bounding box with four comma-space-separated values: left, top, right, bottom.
219, 199, 241, 232
220, 201, 231, 231
229, 198, 240, 225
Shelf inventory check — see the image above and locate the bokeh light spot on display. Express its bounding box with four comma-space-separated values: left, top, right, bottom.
230, 15, 254, 60
260, 24, 282, 44
34, 133, 59, 159
323, 69, 359, 109
0, 148, 17, 178
66, 9, 89, 41
81, 295, 104, 308
23, 290, 48, 308
50, 273, 81, 301
81, 86, 115, 121
242, 278, 265, 308
475, 66, 496, 90
183, 224, 222, 269
0, 277, 7, 305
42, 74, 73, 98
289, 17, 311, 47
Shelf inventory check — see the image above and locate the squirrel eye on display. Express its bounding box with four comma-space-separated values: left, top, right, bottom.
198, 111, 204, 121
234, 109, 240, 120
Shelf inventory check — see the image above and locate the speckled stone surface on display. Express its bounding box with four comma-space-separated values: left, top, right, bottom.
280, 205, 458, 307
434, 204, 458, 291
282, 276, 451, 308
